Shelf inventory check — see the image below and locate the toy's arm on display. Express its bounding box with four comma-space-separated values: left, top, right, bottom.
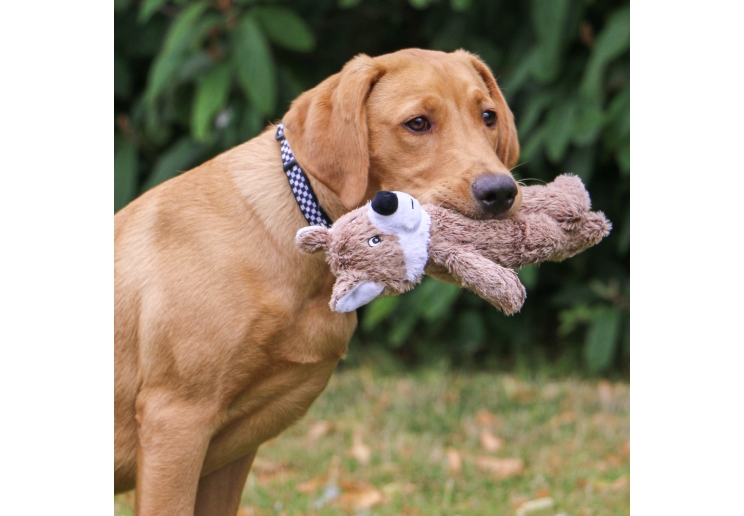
429, 246, 526, 315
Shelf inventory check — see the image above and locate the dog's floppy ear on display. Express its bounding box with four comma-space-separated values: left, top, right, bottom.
283, 54, 385, 211
459, 51, 520, 170
296, 226, 331, 254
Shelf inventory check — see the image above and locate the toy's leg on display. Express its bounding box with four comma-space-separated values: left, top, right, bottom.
436, 249, 526, 315
519, 212, 611, 264
194, 451, 257, 516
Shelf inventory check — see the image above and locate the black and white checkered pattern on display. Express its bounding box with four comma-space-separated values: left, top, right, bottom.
276, 123, 332, 227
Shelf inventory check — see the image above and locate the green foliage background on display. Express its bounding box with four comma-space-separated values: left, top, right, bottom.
114, 0, 630, 373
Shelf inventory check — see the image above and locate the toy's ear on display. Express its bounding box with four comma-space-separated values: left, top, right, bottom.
332, 279, 385, 313
296, 226, 331, 254
283, 54, 386, 211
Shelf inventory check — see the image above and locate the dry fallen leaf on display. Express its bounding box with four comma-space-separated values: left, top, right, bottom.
597, 380, 614, 411
250, 458, 293, 484
347, 428, 372, 464
479, 428, 504, 452
475, 409, 501, 428
591, 412, 618, 427
548, 453, 563, 472
337, 481, 384, 512
605, 453, 622, 466
534, 487, 551, 498
515, 497, 554, 516
307, 420, 333, 443
622, 439, 630, 457
475, 456, 525, 479
549, 411, 577, 427
593, 475, 628, 491
541, 382, 561, 400
381, 482, 416, 496
446, 448, 462, 474
296, 475, 326, 494
396, 379, 411, 395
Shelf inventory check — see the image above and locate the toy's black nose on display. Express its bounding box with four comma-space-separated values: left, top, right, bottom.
472, 175, 518, 216
371, 191, 398, 216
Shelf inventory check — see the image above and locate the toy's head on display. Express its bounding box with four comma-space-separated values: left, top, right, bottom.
296, 191, 431, 312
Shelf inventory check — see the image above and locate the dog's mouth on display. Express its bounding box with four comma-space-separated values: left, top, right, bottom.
418, 186, 522, 221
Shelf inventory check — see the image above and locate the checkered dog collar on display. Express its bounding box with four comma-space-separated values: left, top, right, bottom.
275, 123, 332, 227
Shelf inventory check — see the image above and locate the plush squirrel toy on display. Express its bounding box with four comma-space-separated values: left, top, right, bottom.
296, 174, 611, 315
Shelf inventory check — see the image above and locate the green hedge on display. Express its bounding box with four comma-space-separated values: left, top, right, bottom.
114, 0, 629, 373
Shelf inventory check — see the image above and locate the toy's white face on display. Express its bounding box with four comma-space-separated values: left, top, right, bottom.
368, 191, 424, 233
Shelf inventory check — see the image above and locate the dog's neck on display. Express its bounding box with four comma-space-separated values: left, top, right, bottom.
304, 176, 348, 223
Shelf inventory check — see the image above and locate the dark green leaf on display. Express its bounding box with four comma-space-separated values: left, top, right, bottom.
456, 311, 486, 354
572, 101, 604, 146
176, 52, 215, 83
239, 104, 264, 141
517, 265, 538, 290
114, 0, 130, 12
363, 296, 401, 331
419, 280, 461, 322
564, 145, 596, 183
338, 0, 362, 7
139, 0, 169, 24
161, 1, 209, 55
450, 0, 472, 12
114, 56, 132, 99
543, 100, 577, 163
409, 0, 431, 9
142, 137, 203, 191
191, 61, 233, 142
580, 6, 630, 100
617, 211, 630, 255
584, 305, 622, 372
515, 90, 555, 138
254, 7, 316, 52
389, 309, 419, 347
604, 86, 630, 149
115, 142, 139, 212
233, 14, 277, 115
530, 0, 570, 83
144, 1, 210, 103
621, 310, 630, 356
616, 140, 630, 174
520, 126, 545, 161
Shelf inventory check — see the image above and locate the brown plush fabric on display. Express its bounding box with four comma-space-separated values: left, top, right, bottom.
296, 209, 416, 310
425, 174, 611, 271
297, 174, 611, 314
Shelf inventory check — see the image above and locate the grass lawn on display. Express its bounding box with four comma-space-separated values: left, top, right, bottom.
114, 366, 629, 515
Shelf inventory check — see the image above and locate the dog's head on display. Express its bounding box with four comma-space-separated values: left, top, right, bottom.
283, 48, 521, 220
296, 191, 430, 312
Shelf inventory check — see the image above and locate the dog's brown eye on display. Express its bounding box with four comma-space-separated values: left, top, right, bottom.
405, 116, 431, 132
483, 110, 497, 127
368, 235, 382, 247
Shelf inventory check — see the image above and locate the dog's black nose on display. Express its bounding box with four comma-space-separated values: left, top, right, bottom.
472, 175, 518, 216
371, 191, 398, 216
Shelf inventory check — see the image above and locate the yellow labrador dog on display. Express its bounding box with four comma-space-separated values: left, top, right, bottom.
115, 48, 521, 515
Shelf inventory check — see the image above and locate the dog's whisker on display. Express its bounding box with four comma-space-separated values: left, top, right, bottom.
515, 177, 547, 186
510, 161, 530, 172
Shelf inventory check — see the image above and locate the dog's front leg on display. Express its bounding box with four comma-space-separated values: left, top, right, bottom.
134, 392, 216, 516
194, 451, 257, 516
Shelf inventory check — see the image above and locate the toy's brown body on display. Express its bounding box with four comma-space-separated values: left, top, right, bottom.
298, 175, 610, 315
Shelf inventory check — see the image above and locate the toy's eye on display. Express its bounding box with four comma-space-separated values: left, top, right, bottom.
483, 110, 497, 127
368, 235, 382, 247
